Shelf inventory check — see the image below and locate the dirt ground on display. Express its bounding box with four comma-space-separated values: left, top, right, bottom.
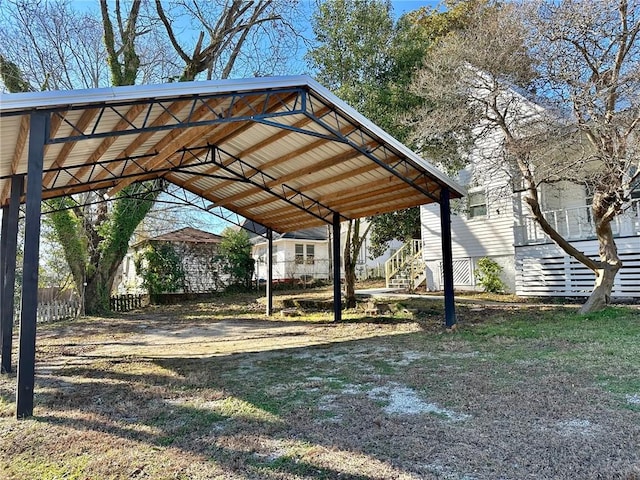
1, 296, 640, 479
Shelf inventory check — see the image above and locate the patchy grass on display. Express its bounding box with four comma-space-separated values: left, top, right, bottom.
1, 291, 639, 479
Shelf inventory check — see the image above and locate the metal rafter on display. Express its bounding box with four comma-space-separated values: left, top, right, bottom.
44, 88, 306, 144
40, 182, 266, 238
162, 185, 266, 236
177, 93, 306, 190
108, 90, 302, 197
43, 104, 149, 189
181, 144, 345, 227
180, 106, 332, 193
0, 110, 65, 204
305, 92, 443, 202
36, 141, 255, 197
238, 159, 389, 217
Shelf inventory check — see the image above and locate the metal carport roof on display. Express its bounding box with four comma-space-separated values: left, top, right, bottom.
0, 75, 463, 231
0, 75, 463, 418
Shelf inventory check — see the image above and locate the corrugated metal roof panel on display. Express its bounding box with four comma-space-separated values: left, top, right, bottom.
0, 75, 464, 233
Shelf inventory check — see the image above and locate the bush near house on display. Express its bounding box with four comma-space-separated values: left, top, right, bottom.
475, 257, 506, 294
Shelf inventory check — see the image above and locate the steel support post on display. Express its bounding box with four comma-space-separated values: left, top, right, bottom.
266, 228, 273, 316
439, 186, 457, 328
16, 112, 47, 418
1, 175, 24, 374
0, 205, 7, 373
332, 213, 342, 322
0, 206, 7, 373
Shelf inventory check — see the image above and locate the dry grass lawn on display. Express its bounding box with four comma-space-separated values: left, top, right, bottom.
1, 290, 639, 479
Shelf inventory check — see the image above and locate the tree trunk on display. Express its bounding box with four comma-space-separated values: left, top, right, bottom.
342, 219, 372, 309
522, 188, 621, 314
344, 256, 357, 309
579, 219, 622, 314
84, 270, 112, 315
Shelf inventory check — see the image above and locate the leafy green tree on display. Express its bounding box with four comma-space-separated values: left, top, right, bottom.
308, 0, 396, 307
308, 0, 481, 269
0, 55, 32, 92
216, 228, 255, 290
367, 208, 421, 259
307, 0, 427, 140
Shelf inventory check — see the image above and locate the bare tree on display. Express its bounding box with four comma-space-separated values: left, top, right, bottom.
0, 0, 306, 313
155, 0, 302, 81
411, 0, 640, 313
0, 0, 109, 90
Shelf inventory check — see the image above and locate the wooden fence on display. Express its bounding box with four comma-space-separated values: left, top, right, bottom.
11, 294, 146, 323
110, 294, 147, 312
13, 299, 82, 323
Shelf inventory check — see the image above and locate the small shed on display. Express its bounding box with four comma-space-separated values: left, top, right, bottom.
120, 227, 224, 295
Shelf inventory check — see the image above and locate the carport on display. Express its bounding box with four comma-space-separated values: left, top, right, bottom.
0, 75, 464, 418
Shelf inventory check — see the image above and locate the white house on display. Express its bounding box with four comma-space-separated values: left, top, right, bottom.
116, 227, 224, 294
418, 112, 640, 298
251, 226, 331, 284
248, 220, 401, 284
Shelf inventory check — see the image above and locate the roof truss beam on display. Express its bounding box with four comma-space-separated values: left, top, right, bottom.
305, 93, 442, 203
34, 142, 253, 197
40, 182, 266, 237
44, 88, 307, 145
161, 185, 266, 236
181, 144, 345, 226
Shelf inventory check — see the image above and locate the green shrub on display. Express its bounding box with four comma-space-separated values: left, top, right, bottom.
135, 243, 185, 294
474, 257, 506, 294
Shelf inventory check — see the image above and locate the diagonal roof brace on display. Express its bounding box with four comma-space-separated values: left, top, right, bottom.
179, 143, 348, 227
303, 102, 442, 203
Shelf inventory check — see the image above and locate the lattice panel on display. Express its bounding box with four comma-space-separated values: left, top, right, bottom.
439, 258, 474, 286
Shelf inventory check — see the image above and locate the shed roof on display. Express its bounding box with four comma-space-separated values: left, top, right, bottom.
140, 227, 222, 245
0, 75, 464, 233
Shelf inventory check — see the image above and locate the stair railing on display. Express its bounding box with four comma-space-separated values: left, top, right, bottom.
385, 239, 423, 288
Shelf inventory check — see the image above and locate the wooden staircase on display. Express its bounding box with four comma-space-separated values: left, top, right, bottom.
384, 239, 426, 290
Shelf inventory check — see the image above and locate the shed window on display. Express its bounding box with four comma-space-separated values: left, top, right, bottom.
306, 244, 315, 264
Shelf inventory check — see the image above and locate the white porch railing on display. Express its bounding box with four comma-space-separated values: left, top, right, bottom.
384, 239, 425, 290
515, 198, 640, 246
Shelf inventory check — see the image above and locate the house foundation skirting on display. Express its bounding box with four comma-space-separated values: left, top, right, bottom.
515, 238, 640, 298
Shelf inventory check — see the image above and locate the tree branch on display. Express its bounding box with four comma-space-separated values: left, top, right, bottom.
155, 0, 190, 64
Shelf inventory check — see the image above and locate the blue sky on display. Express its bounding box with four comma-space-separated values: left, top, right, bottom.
391, 0, 441, 15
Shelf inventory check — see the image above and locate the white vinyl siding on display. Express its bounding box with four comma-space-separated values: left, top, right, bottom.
253, 239, 329, 281
421, 194, 515, 261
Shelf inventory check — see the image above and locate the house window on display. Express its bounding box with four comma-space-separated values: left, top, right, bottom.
306, 244, 315, 264
295, 244, 304, 264
468, 191, 487, 218
271, 245, 278, 265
